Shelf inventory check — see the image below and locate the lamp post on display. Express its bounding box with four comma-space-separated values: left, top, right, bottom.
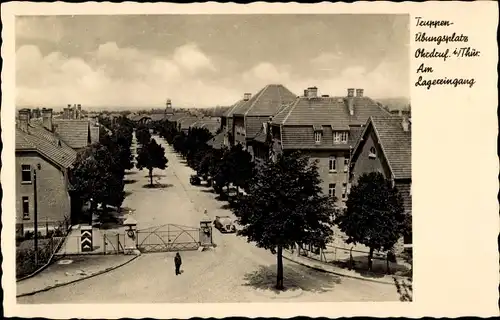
33, 168, 39, 266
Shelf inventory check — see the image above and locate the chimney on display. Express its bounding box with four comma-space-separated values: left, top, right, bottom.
42, 108, 53, 131
77, 104, 82, 119
346, 88, 355, 116
303, 89, 308, 97
356, 89, 364, 97
402, 117, 410, 132
166, 99, 172, 108
307, 87, 318, 98
18, 108, 31, 132
243, 93, 252, 101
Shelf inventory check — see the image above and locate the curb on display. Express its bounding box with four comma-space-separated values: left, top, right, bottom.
283, 253, 409, 285
16, 254, 141, 298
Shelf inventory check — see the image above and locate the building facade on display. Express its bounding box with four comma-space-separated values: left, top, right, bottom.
16, 109, 77, 236
268, 87, 392, 204
350, 115, 412, 251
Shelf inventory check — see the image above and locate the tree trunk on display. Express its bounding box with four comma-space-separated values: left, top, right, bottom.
149, 168, 153, 186
368, 247, 374, 272
89, 201, 97, 226
386, 255, 390, 274
276, 245, 284, 290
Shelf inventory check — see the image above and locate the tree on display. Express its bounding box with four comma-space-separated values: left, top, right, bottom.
70, 143, 125, 224
232, 151, 336, 290
224, 144, 254, 194
136, 125, 151, 146
136, 138, 169, 186
335, 172, 410, 271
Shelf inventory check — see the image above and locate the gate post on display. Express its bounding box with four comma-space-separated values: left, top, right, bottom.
199, 215, 213, 249
80, 225, 93, 252
123, 216, 140, 255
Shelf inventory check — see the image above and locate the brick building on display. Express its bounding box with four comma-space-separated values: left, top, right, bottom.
267, 87, 392, 204
228, 84, 297, 159
350, 115, 412, 250
16, 109, 78, 236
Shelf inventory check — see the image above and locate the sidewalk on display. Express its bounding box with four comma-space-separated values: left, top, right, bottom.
283, 250, 411, 285
17, 254, 139, 297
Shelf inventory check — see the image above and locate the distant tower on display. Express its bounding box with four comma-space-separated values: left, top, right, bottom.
165, 99, 174, 116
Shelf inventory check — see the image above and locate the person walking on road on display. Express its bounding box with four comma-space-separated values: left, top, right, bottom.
174, 252, 182, 275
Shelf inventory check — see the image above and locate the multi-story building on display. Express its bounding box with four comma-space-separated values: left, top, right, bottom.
268, 87, 392, 203
350, 115, 412, 251
229, 84, 297, 159
16, 108, 78, 236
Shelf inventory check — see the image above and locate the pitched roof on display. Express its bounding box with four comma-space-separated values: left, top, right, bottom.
16, 125, 77, 168
53, 119, 90, 149
272, 95, 391, 127
233, 84, 297, 117
370, 116, 411, 179
224, 99, 246, 118
190, 117, 221, 134
206, 131, 225, 150
279, 125, 363, 150
150, 113, 166, 122
178, 116, 199, 130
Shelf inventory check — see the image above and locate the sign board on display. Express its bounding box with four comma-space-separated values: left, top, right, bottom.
80, 225, 93, 252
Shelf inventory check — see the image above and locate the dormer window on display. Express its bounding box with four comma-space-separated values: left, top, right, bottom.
334, 131, 349, 144
369, 146, 377, 159
314, 131, 322, 143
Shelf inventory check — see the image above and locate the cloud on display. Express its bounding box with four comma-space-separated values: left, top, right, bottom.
16, 42, 407, 109
310, 52, 342, 69
172, 43, 216, 73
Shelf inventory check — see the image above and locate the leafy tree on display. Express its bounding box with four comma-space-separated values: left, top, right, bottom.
70, 143, 125, 224
224, 144, 254, 194
336, 172, 409, 271
136, 138, 169, 186
136, 125, 151, 146
232, 151, 336, 290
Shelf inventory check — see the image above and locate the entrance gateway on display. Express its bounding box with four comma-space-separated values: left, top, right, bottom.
127, 217, 214, 253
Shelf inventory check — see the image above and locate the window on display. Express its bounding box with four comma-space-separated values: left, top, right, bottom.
342, 183, 347, 200
344, 158, 349, 172
329, 156, 337, 172
328, 184, 336, 198
22, 197, 29, 219
334, 131, 349, 144
333, 132, 340, 143
369, 146, 377, 159
341, 131, 349, 143
314, 131, 322, 143
21, 165, 32, 183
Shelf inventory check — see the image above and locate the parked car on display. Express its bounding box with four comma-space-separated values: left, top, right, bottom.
213, 215, 236, 233
190, 175, 201, 185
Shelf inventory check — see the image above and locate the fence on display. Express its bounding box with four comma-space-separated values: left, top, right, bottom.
288, 242, 412, 276
56, 232, 126, 255
16, 217, 70, 241
16, 220, 69, 280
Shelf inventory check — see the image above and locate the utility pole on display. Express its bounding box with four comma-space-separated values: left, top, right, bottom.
33, 168, 38, 266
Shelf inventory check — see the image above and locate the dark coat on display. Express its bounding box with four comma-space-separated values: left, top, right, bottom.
174, 254, 182, 266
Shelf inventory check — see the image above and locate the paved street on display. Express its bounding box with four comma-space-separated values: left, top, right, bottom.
18, 135, 400, 303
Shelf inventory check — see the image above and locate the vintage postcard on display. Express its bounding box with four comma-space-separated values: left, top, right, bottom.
1, 1, 498, 319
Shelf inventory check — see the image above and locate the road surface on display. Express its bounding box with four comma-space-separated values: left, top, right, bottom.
18, 135, 400, 303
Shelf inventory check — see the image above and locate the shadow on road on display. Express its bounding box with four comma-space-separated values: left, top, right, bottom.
124, 191, 133, 198
142, 183, 174, 189
144, 174, 167, 178
243, 264, 341, 294
200, 189, 215, 194
124, 179, 138, 184
124, 171, 135, 176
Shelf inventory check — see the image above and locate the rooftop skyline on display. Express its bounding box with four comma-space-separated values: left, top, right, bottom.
16, 14, 410, 109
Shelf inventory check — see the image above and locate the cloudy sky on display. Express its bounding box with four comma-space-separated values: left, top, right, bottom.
16, 14, 409, 109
